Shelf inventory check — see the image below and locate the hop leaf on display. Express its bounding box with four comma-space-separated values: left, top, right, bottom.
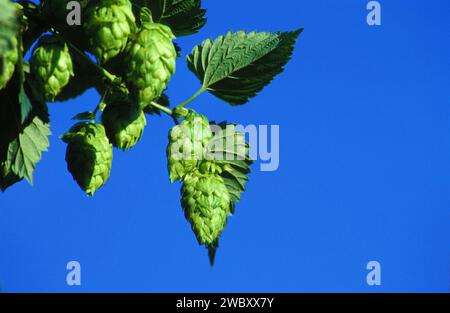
181, 171, 231, 265
62, 122, 113, 196
101, 101, 147, 151
83, 0, 136, 64
30, 35, 74, 101
167, 110, 212, 182
126, 17, 177, 109
0, 79, 51, 191
134, 0, 207, 37
205, 123, 252, 210
187, 29, 302, 105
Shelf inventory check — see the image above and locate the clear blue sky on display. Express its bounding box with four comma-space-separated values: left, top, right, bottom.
0, 0, 449, 292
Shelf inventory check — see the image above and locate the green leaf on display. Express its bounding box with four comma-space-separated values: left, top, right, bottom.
133, 0, 206, 37
7, 116, 51, 184
206, 123, 253, 211
0, 75, 51, 190
144, 93, 170, 115
18, 85, 32, 124
187, 29, 303, 105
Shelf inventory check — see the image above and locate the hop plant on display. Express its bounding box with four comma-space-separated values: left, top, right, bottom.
61, 123, 113, 196
101, 101, 147, 151
83, 0, 135, 64
125, 12, 177, 109
0, 0, 20, 90
167, 111, 212, 182
0, 0, 301, 265
181, 171, 231, 264
30, 35, 74, 101
0, 35, 17, 90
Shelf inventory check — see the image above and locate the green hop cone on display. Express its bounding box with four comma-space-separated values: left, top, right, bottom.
83, 0, 135, 64
30, 35, 74, 101
167, 111, 212, 182
181, 171, 232, 265
101, 101, 147, 151
61, 122, 113, 196
0, 35, 18, 90
0, 0, 20, 90
126, 19, 177, 109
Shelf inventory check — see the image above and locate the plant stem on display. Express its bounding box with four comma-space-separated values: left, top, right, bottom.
150, 101, 173, 115
92, 88, 110, 119
53, 30, 127, 93
176, 87, 206, 108
64, 39, 118, 84
149, 101, 179, 124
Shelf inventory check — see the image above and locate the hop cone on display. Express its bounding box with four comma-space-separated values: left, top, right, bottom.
126, 21, 176, 109
181, 171, 232, 265
167, 111, 212, 182
0, 35, 18, 90
61, 122, 113, 196
83, 0, 135, 64
101, 101, 147, 150
30, 35, 74, 101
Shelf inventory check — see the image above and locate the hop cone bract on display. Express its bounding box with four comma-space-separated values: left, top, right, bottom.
101, 101, 147, 150
126, 21, 176, 109
61, 122, 113, 196
30, 35, 74, 101
182, 171, 231, 265
0, 35, 18, 90
167, 111, 212, 182
83, 0, 135, 64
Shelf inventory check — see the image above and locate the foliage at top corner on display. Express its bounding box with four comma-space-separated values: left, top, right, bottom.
133, 0, 207, 37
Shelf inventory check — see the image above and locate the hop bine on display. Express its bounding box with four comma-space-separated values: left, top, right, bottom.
30, 35, 74, 101
83, 0, 136, 64
61, 122, 113, 196
126, 17, 177, 110
101, 101, 147, 151
0, 0, 300, 266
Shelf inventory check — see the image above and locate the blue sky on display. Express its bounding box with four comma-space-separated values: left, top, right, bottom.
0, 0, 449, 292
